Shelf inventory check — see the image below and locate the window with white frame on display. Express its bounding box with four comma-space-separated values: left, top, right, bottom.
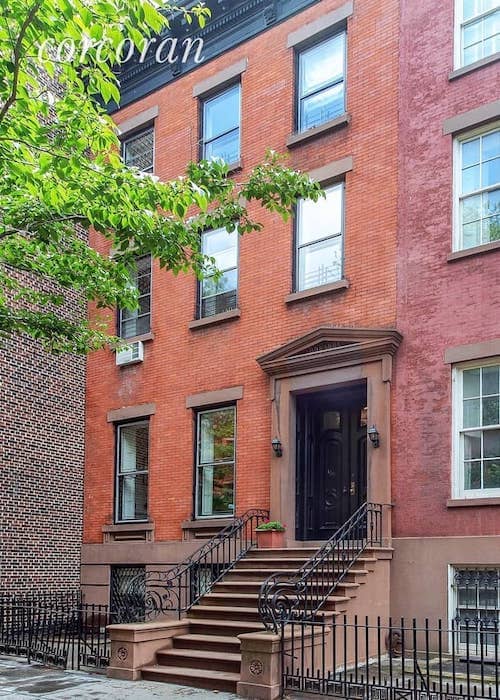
453, 362, 500, 497
199, 227, 238, 318
119, 255, 152, 339
196, 406, 235, 518
450, 567, 500, 651
455, 0, 500, 68
121, 126, 154, 173
295, 183, 344, 291
202, 84, 241, 164
297, 32, 346, 132
455, 125, 500, 251
116, 421, 149, 522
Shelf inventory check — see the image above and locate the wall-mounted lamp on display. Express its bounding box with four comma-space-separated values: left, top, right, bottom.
367, 425, 380, 448
271, 437, 283, 457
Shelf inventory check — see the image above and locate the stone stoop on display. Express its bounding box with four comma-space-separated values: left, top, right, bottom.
138, 546, 388, 693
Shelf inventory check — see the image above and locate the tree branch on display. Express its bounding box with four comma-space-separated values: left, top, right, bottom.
0, 0, 44, 125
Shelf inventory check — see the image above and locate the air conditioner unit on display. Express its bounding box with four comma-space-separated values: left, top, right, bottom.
115, 341, 144, 367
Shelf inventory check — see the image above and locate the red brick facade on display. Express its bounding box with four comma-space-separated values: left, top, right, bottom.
84, 0, 399, 558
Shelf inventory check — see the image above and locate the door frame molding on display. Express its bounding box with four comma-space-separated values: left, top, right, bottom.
257, 326, 402, 546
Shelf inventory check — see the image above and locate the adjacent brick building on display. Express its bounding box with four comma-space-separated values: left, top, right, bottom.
392, 0, 500, 624
0, 330, 84, 593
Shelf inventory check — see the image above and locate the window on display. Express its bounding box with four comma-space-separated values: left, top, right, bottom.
121, 126, 154, 173
119, 255, 152, 339
198, 227, 238, 318
295, 183, 344, 291
297, 32, 346, 132
116, 421, 149, 522
196, 406, 235, 518
455, 125, 500, 250
451, 567, 500, 651
456, 0, 500, 68
110, 565, 145, 622
202, 84, 240, 164
453, 362, 500, 497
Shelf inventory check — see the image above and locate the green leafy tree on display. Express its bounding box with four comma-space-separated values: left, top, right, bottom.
0, 0, 321, 353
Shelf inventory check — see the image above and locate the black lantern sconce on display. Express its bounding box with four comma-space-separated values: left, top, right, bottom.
367, 425, 380, 448
271, 437, 283, 457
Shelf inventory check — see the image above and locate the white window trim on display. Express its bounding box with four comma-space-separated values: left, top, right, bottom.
195, 405, 237, 519
452, 357, 500, 499
115, 419, 150, 524
454, 0, 500, 69
295, 181, 345, 292
118, 254, 153, 340
297, 30, 347, 134
452, 120, 500, 252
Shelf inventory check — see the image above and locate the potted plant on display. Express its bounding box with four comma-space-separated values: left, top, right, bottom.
255, 520, 286, 549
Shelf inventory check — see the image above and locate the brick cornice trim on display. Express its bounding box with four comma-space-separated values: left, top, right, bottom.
106, 403, 156, 422
186, 385, 243, 409
257, 326, 402, 378
443, 99, 500, 135
444, 338, 500, 364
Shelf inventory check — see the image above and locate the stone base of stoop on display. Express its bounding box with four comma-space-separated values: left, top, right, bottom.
107, 620, 189, 680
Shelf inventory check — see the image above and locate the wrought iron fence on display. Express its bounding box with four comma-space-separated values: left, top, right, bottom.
259, 502, 384, 632
282, 615, 500, 700
119, 507, 269, 622
0, 592, 115, 671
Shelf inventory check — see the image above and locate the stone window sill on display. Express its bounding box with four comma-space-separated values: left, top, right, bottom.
182, 517, 233, 530
286, 113, 350, 148
102, 522, 154, 543
189, 308, 241, 330
447, 240, 500, 262
121, 331, 155, 343
285, 279, 349, 304
447, 498, 500, 508
449, 52, 500, 81
227, 159, 243, 175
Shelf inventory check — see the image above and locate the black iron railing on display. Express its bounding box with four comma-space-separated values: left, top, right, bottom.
0, 592, 114, 671
258, 502, 383, 632
120, 508, 269, 622
283, 615, 500, 699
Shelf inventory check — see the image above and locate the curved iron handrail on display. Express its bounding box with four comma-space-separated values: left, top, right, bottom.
258, 502, 383, 632
118, 508, 269, 622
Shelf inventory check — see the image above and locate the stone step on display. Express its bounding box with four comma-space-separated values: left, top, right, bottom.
156, 648, 241, 673
187, 618, 265, 636
189, 604, 262, 622
214, 571, 367, 594
201, 592, 351, 609
140, 664, 239, 692
173, 633, 240, 654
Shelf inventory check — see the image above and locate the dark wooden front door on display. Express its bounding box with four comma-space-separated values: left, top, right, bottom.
296, 384, 367, 540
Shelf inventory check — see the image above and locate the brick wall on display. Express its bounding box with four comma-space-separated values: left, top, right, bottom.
393, 0, 500, 537
0, 332, 85, 592
84, 0, 400, 543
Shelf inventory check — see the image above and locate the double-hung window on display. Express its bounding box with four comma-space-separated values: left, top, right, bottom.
116, 421, 149, 522
199, 227, 238, 318
121, 126, 154, 173
119, 255, 152, 339
295, 183, 344, 291
451, 567, 500, 652
202, 84, 241, 164
196, 406, 236, 518
454, 362, 500, 497
297, 32, 346, 132
456, 0, 500, 68
455, 125, 500, 250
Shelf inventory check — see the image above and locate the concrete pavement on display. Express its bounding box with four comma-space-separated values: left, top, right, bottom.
0, 656, 239, 699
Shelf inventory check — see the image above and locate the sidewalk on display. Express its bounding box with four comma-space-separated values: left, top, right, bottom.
0, 656, 239, 699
